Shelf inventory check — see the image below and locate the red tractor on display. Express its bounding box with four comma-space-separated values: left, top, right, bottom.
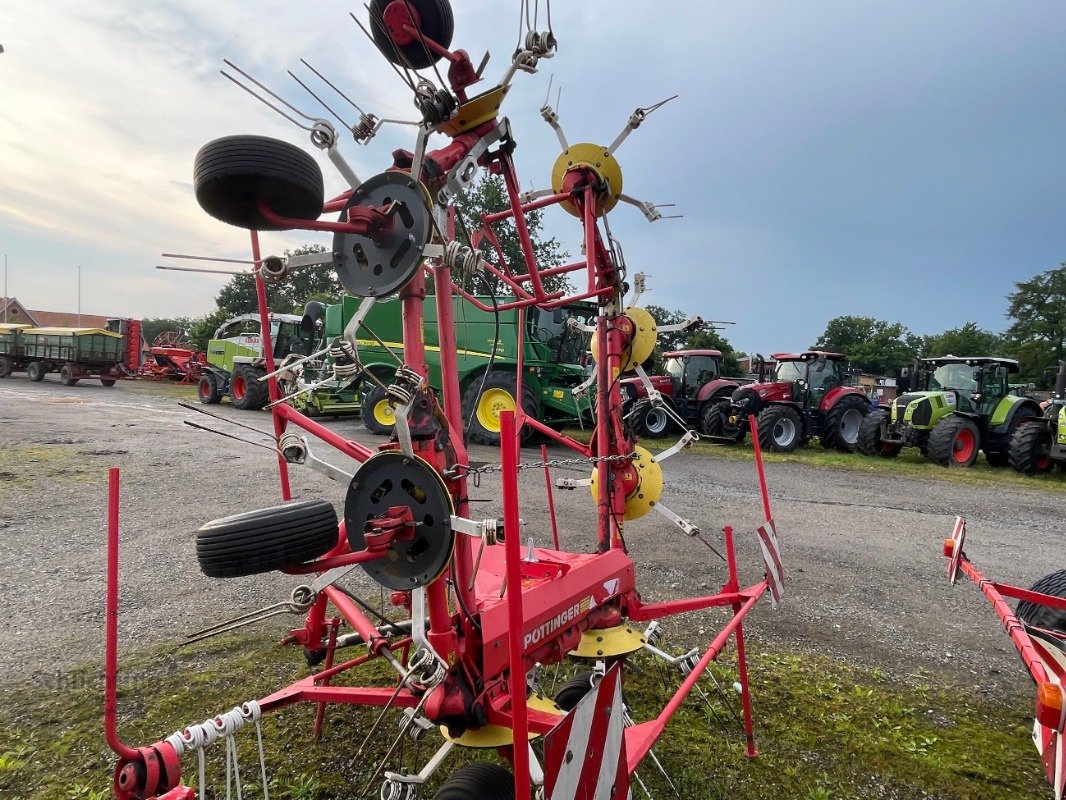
712, 351, 871, 452
621, 349, 743, 438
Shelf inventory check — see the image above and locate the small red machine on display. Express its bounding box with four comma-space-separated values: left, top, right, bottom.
103, 3, 786, 799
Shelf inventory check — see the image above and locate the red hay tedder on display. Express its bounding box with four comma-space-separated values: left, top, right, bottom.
104, 3, 789, 798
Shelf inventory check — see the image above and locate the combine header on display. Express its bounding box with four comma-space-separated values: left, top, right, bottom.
104, 3, 786, 799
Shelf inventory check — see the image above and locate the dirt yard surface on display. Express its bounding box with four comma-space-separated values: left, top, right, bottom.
0, 378, 1061, 703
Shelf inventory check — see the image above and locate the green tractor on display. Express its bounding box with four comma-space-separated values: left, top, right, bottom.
1008, 360, 1066, 474
857, 356, 1042, 467
198, 313, 308, 409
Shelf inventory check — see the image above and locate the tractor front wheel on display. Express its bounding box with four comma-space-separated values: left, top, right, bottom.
198, 373, 223, 404
431, 763, 515, 800
1009, 420, 1054, 474
60, 365, 79, 386
857, 409, 902, 458
699, 399, 744, 442
1016, 569, 1066, 632
100, 379, 117, 387
757, 405, 803, 453
26, 361, 46, 382
927, 415, 981, 467
361, 385, 396, 436
461, 370, 537, 446
820, 395, 869, 452
231, 365, 269, 410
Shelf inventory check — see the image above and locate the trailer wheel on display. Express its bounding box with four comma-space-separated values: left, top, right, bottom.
196, 499, 339, 578
757, 405, 803, 453
1016, 569, 1066, 633
361, 385, 396, 436
193, 135, 324, 231
369, 0, 454, 70
26, 361, 46, 382
100, 379, 117, 387
198, 373, 223, 404
820, 395, 869, 452
60, 365, 79, 386
462, 370, 537, 446
0, 356, 11, 378
927, 415, 980, 467
431, 763, 514, 800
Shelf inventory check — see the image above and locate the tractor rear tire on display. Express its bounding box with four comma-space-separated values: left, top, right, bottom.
370, 0, 455, 70
699, 399, 744, 442
0, 356, 12, 378
26, 361, 46, 382
198, 373, 223, 405
635, 400, 673, 439
927, 415, 981, 467
1016, 569, 1066, 633
461, 370, 537, 446
757, 405, 803, 453
857, 408, 902, 458
231, 366, 269, 410
820, 395, 869, 452
196, 499, 339, 578
431, 763, 514, 800
1009, 420, 1054, 474
60, 365, 79, 386
193, 135, 324, 231
361, 385, 396, 436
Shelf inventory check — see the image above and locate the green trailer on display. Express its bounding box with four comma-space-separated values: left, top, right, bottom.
326, 294, 595, 443
8, 326, 126, 386
0, 323, 31, 378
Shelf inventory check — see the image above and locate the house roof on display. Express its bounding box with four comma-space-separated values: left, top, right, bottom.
28, 309, 114, 329
0, 297, 39, 325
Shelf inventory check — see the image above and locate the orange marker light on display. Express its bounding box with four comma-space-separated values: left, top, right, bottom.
1035, 682, 1065, 731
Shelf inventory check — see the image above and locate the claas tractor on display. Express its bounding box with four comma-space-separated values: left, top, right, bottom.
621, 349, 742, 438
858, 355, 1042, 467
1009, 359, 1066, 474
712, 351, 870, 452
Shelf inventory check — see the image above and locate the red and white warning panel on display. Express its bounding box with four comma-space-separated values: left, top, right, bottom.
755, 518, 785, 608
1030, 629, 1066, 800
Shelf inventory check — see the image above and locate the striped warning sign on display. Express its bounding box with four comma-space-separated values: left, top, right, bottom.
543, 664, 629, 800
947, 516, 966, 586
755, 518, 784, 608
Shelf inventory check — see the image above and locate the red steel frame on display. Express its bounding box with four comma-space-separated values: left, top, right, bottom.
103, 12, 777, 800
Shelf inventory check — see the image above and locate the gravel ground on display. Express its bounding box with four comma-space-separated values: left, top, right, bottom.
0, 378, 1061, 702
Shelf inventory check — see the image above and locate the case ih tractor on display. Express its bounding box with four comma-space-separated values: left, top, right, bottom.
858, 355, 1042, 467
715, 351, 871, 452
1009, 359, 1066, 474
621, 349, 742, 438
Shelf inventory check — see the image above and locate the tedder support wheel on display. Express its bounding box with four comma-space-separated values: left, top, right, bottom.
361, 385, 396, 436
635, 399, 672, 439
369, 0, 455, 70
431, 763, 515, 800
198, 373, 223, 405
857, 408, 902, 458
60, 365, 79, 386
26, 361, 46, 382
757, 405, 803, 453
193, 135, 325, 231
461, 370, 538, 446
0, 356, 12, 378
100, 379, 117, 387
554, 670, 596, 711
196, 499, 338, 578
1009, 420, 1054, 474
927, 415, 981, 467
1016, 569, 1066, 633
820, 395, 869, 452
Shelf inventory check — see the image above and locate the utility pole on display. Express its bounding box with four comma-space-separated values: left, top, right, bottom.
77, 265, 82, 327
3, 254, 7, 323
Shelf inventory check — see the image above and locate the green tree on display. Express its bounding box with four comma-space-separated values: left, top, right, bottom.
644, 305, 742, 376
214, 244, 340, 316
453, 175, 571, 295
812, 315, 920, 375
140, 317, 192, 345
685, 329, 743, 377
922, 322, 1002, 359
1002, 262, 1066, 381
187, 309, 230, 352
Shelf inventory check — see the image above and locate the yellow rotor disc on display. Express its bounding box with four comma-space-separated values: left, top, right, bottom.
569, 624, 648, 658
589, 446, 663, 521
550, 142, 624, 218
440, 694, 562, 747
590, 307, 658, 374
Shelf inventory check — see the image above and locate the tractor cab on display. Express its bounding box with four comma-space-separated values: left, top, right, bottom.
920, 356, 1013, 416
529, 303, 596, 367
760, 351, 847, 407
663, 350, 721, 398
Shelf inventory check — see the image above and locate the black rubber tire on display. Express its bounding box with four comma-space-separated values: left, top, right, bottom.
230, 365, 269, 410
461, 370, 538, 446
196, 500, 338, 578
554, 670, 596, 712
432, 763, 514, 800
983, 450, 1010, 467
193, 135, 324, 231
26, 361, 46, 382
100, 379, 117, 387
1016, 569, 1066, 632
361, 385, 396, 436
927, 415, 981, 468
60, 365, 79, 386
0, 356, 12, 378
699, 399, 744, 442
198, 373, 223, 405
857, 408, 902, 458
635, 400, 673, 439
757, 405, 803, 453
370, 0, 454, 70
820, 395, 869, 452
1009, 419, 1055, 475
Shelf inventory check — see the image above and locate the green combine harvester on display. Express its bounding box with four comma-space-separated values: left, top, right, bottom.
858, 355, 1042, 467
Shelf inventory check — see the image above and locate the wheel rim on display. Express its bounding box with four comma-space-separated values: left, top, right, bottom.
839, 409, 863, 444
1033, 430, 1052, 470
773, 417, 796, 446
645, 407, 669, 435
476, 387, 515, 433
952, 428, 976, 463
232, 375, 246, 400
199, 379, 212, 400
373, 398, 396, 426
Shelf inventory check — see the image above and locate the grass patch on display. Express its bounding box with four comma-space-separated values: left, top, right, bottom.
0, 444, 103, 502
120, 380, 199, 401
0, 631, 1046, 799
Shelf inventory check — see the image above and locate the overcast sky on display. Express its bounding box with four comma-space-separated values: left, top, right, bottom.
1, 1, 1064, 356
